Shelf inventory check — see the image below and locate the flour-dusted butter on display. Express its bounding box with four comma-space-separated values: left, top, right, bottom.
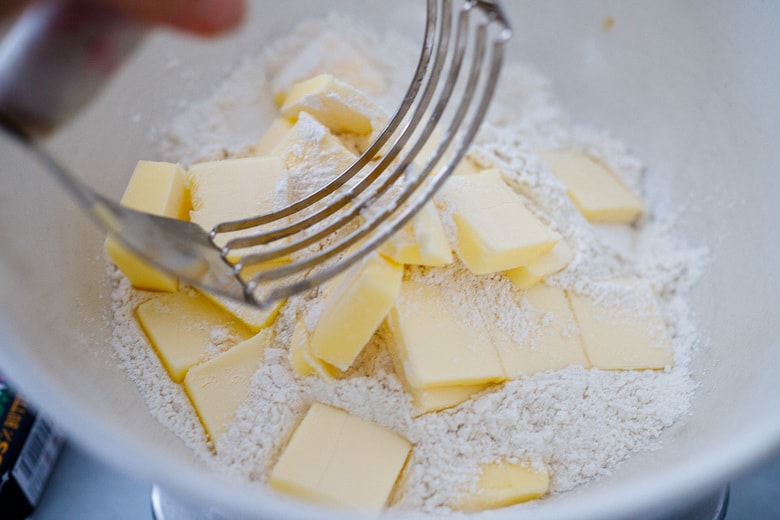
378, 202, 453, 267
197, 264, 286, 332
493, 285, 590, 378
505, 240, 574, 290
439, 170, 560, 275
538, 149, 644, 224
310, 252, 403, 371
281, 74, 387, 137
269, 402, 411, 513
272, 112, 357, 203
387, 281, 505, 390
409, 383, 491, 415
184, 329, 270, 444
567, 280, 673, 370
289, 319, 340, 379
135, 290, 253, 382
271, 31, 385, 106
189, 156, 286, 232
105, 161, 191, 292
456, 460, 549, 512
255, 117, 294, 155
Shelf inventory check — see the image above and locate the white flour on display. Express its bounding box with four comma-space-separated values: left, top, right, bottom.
108, 16, 708, 515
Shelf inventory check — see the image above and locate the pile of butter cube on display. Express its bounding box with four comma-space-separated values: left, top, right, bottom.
106, 35, 671, 514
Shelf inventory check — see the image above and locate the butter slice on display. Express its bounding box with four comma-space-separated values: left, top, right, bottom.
454, 157, 482, 176
493, 285, 590, 378
136, 290, 253, 382
409, 384, 491, 416
387, 281, 505, 389
505, 240, 574, 290
538, 149, 644, 224
184, 329, 270, 443
189, 156, 286, 233
272, 112, 357, 203
567, 281, 673, 370
255, 118, 294, 155
281, 74, 386, 136
271, 31, 385, 105
311, 252, 403, 371
456, 460, 549, 512
105, 161, 191, 292
269, 403, 411, 513
378, 202, 453, 266
197, 264, 286, 332
289, 320, 340, 379
440, 170, 560, 274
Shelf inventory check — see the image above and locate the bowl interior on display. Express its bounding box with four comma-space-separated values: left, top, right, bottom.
1, 1, 779, 519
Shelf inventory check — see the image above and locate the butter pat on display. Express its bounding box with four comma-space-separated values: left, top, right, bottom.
189, 156, 286, 233
281, 74, 386, 136
538, 149, 644, 224
136, 290, 253, 382
567, 281, 673, 370
184, 329, 270, 443
378, 202, 453, 266
197, 264, 286, 332
289, 320, 340, 379
387, 281, 505, 389
105, 161, 191, 292
456, 460, 549, 512
269, 403, 411, 513
272, 112, 357, 203
271, 31, 385, 105
440, 170, 560, 274
199, 290, 285, 333
311, 252, 403, 371
493, 285, 590, 378
409, 384, 491, 415
255, 118, 294, 155
505, 240, 574, 290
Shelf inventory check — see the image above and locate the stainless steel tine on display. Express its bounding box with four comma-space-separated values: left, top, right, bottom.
210, 0, 442, 240
223, 0, 456, 265
246, 0, 512, 306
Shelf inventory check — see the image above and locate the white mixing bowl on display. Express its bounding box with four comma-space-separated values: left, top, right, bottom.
1, 1, 778, 519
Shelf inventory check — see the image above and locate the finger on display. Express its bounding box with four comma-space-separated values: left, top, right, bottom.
86, 0, 246, 36
0, 0, 29, 19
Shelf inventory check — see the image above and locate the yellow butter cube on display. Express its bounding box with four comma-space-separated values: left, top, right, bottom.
538, 149, 644, 224
281, 74, 386, 136
269, 403, 411, 513
493, 285, 590, 378
505, 240, 574, 290
439, 170, 560, 274
453, 157, 482, 176
197, 262, 286, 332
311, 252, 403, 371
567, 281, 673, 370
136, 290, 253, 382
289, 320, 340, 379
378, 202, 453, 266
409, 384, 491, 416
189, 156, 286, 233
456, 460, 549, 512
387, 281, 505, 389
199, 290, 285, 333
271, 31, 385, 105
184, 329, 270, 444
272, 112, 357, 203
255, 118, 294, 155
105, 161, 191, 292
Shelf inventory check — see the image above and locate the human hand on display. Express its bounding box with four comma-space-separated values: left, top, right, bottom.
0, 0, 246, 36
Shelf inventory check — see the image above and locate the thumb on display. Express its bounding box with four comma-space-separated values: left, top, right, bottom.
91, 0, 246, 36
